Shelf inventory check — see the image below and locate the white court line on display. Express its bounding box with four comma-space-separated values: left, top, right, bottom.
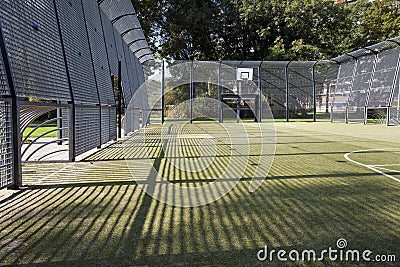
344, 148, 400, 183
371, 164, 400, 167
374, 167, 400, 174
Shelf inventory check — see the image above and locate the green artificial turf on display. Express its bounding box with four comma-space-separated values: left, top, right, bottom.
23, 125, 58, 139
1, 122, 399, 266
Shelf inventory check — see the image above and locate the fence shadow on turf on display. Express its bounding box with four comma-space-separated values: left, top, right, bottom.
1, 127, 400, 265
1, 164, 399, 265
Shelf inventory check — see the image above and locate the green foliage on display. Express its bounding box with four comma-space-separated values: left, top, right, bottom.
23, 126, 58, 139
237, 0, 354, 60
344, 0, 372, 49
289, 40, 322, 61
358, 0, 400, 46
133, 0, 400, 61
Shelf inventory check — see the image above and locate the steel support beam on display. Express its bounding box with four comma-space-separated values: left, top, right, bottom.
312, 62, 318, 122
118, 61, 122, 138
218, 62, 223, 123
111, 13, 137, 24
257, 62, 263, 122
190, 61, 194, 123
285, 61, 291, 122
161, 60, 165, 124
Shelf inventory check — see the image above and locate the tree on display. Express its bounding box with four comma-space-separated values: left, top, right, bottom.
236, 0, 354, 60
343, 0, 372, 50
358, 0, 400, 46
133, 0, 399, 61
133, 0, 259, 60
233, 0, 286, 59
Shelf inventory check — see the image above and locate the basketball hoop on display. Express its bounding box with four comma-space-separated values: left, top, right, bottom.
237, 68, 253, 83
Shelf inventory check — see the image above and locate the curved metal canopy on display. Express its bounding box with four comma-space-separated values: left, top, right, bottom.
332, 36, 400, 63
98, 0, 154, 64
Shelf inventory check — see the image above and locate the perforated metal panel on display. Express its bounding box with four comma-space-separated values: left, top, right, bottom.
0, 44, 10, 97
109, 107, 117, 140
0, 21, 13, 188
389, 70, 400, 125
288, 62, 315, 119
0, 0, 70, 101
99, 0, 153, 63
101, 106, 110, 143
100, 106, 116, 143
75, 106, 100, 155
124, 43, 138, 98
348, 54, 376, 123
55, 0, 99, 104
100, 9, 119, 76
369, 48, 400, 108
114, 28, 132, 105
131, 53, 141, 91
82, 0, 115, 106
135, 56, 146, 86
348, 48, 373, 59
61, 107, 70, 141
315, 61, 338, 119
332, 60, 356, 122
0, 99, 13, 189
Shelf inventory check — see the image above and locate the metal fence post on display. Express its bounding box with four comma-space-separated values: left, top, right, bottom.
68, 105, 75, 161
190, 61, 194, 123
10, 100, 22, 188
118, 61, 122, 138
330, 60, 340, 123
312, 61, 318, 122
218, 62, 222, 123
285, 61, 291, 122
57, 107, 63, 145
258, 62, 263, 122
161, 60, 165, 124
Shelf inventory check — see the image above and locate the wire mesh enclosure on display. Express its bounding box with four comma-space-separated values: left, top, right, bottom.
332, 38, 400, 125
1, 0, 400, 192
0, 100, 12, 188
0, 0, 151, 188
314, 61, 339, 120
261, 61, 289, 120
287, 61, 316, 120
145, 60, 338, 123
331, 58, 355, 122
0, 0, 70, 102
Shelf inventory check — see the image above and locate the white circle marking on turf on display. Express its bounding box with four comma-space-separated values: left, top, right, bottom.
344, 148, 400, 183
